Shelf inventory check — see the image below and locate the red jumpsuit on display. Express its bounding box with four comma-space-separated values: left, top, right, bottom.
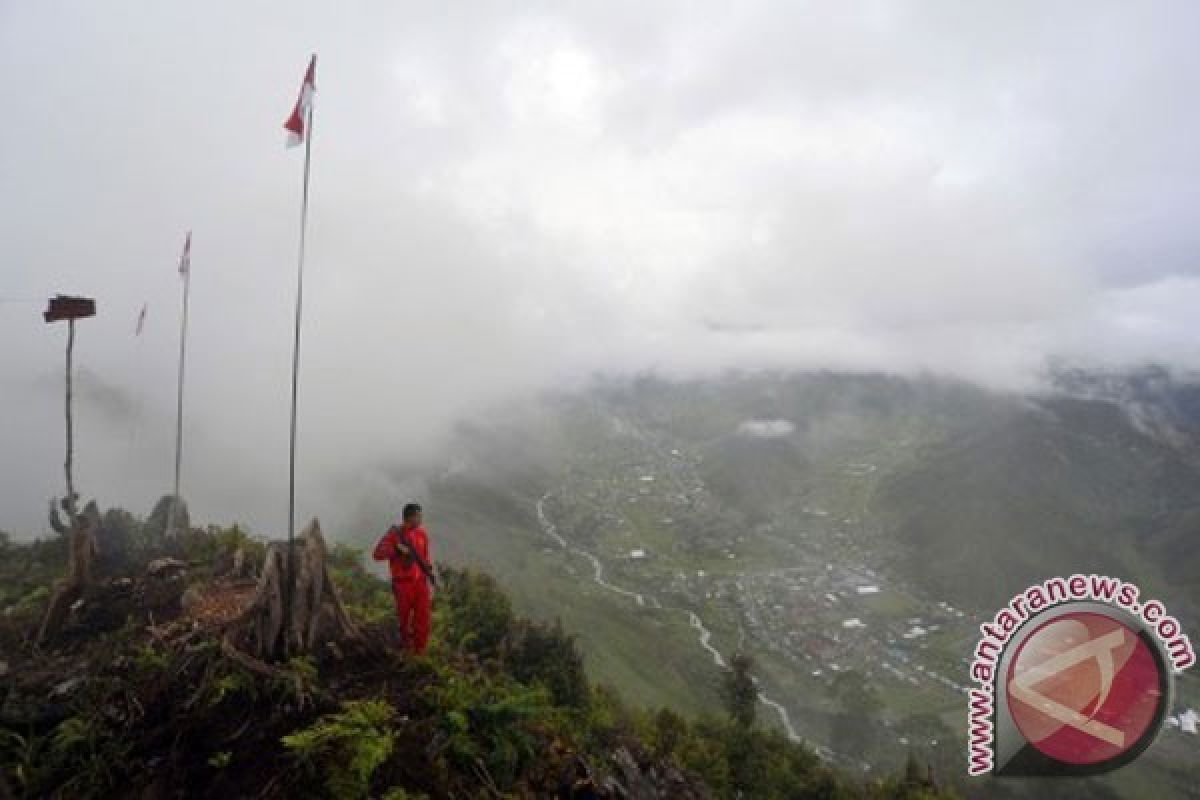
372, 524, 432, 653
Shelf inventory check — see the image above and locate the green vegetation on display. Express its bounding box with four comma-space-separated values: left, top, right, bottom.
283, 700, 399, 799
0, 513, 959, 798
722, 652, 758, 730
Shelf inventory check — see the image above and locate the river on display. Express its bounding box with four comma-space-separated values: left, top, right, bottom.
536, 492, 804, 745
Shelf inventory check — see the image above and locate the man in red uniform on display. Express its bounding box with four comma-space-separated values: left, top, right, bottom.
372, 502, 433, 654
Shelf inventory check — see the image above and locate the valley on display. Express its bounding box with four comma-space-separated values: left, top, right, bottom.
352, 370, 1200, 798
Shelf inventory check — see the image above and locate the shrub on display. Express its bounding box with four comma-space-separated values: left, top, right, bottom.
436, 568, 515, 659
430, 664, 560, 788
503, 617, 589, 709
282, 699, 398, 800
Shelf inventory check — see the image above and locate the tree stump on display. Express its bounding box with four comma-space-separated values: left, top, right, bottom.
223, 518, 361, 663
36, 500, 100, 645
143, 494, 190, 551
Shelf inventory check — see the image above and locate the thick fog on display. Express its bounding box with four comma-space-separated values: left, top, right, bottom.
2, 2, 1199, 535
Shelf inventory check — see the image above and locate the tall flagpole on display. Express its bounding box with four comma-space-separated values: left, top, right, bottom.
284, 56, 315, 657
127, 305, 149, 459
167, 237, 191, 538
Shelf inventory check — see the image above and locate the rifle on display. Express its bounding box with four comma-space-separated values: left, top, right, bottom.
390, 525, 438, 588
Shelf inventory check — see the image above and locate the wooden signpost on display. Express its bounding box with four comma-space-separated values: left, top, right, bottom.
43, 294, 96, 523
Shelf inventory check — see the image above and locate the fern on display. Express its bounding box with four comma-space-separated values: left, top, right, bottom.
211, 667, 256, 706
131, 642, 168, 674
0, 728, 47, 791
282, 699, 397, 799
51, 716, 96, 755
381, 789, 430, 800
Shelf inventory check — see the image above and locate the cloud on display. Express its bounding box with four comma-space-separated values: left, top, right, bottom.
1, 1, 1198, 533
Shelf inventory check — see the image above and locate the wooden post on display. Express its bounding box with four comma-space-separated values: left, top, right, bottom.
39, 295, 98, 646
64, 318, 76, 524
44, 294, 95, 522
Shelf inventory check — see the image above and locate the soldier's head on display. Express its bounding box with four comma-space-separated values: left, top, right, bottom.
402, 502, 423, 529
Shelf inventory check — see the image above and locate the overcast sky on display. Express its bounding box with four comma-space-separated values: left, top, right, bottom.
2, 2, 1199, 535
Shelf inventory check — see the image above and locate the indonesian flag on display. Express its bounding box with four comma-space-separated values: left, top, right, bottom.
135, 303, 148, 336
179, 231, 192, 276
284, 55, 317, 148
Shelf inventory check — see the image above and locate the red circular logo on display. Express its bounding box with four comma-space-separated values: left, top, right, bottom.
1006, 612, 1165, 766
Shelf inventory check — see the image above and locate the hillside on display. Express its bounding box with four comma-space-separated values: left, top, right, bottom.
0, 505, 953, 799
341, 369, 1200, 799
877, 393, 1200, 614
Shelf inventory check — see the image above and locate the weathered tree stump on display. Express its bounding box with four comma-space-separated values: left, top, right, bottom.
143, 494, 190, 552
37, 499, 100, 645
223, 518, 361, 664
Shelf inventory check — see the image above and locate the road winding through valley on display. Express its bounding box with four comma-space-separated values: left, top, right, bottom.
536, 492, 805, 745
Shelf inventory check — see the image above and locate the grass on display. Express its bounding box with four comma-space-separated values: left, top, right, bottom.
507, 552, 722, 716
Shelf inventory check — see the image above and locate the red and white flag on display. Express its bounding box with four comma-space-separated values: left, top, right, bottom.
284, 55, 317, 148
178, 231, 192, 276
135, 303, 148, 336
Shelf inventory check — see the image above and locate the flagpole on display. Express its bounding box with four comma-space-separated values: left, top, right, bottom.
284, 58, 315, 657
168, 258, 191, 537
127, 305, 148, 459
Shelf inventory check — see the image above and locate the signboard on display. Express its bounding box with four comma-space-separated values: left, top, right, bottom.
43, 295, 96, 323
